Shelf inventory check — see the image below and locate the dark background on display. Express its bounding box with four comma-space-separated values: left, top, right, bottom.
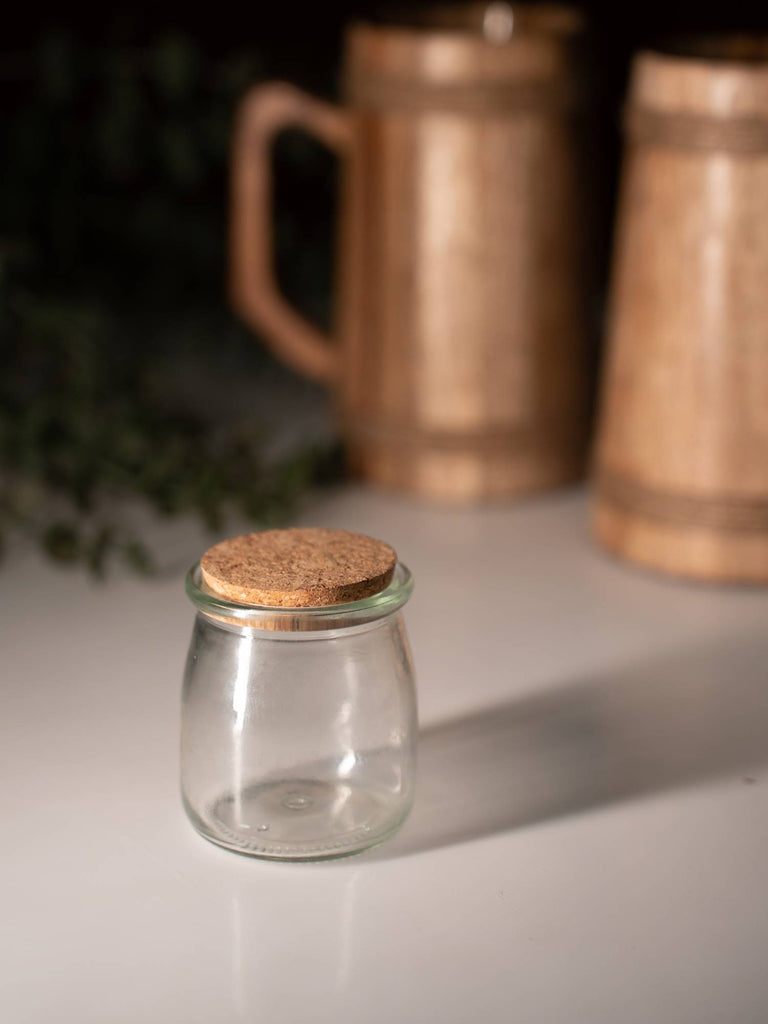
2, 1, 767, 569
5, 0, 768, 323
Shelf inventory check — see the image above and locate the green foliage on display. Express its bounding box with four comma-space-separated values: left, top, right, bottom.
0, 283, 341, 573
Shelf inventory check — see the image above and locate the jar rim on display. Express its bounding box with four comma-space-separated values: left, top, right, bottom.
185, 559, 413, 631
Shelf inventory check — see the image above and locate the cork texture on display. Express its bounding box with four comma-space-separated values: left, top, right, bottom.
200, 528, 397, 608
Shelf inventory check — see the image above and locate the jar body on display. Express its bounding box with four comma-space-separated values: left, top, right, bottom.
181, 610, 417, 859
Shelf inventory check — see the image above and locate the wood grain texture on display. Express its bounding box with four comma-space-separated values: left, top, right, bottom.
201, 529, 397, 607
230, 5, 592, 502
593, 42, 768, 582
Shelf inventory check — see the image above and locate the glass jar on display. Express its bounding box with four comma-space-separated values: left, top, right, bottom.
181, 555, 417, 860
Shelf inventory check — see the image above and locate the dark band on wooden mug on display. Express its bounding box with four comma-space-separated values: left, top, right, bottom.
624, 105, 768, 152
345, 74, 580, 114
595, 468, 768, 533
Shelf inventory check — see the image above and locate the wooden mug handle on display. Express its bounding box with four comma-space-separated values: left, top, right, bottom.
229, 83, 352, 383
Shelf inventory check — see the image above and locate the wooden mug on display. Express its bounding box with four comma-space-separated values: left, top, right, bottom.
231, 4, 591, 501
593, 39, 768, 581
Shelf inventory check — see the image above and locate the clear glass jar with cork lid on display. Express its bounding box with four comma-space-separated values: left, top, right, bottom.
181, 528, 417, 860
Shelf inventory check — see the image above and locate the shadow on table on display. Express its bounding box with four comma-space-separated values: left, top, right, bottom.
367, 629, 768, 860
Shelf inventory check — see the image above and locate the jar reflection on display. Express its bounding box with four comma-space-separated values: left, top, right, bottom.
229, 868, 361, 1018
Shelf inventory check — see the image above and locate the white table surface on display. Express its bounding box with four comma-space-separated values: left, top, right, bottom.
3, 485, 768, 1024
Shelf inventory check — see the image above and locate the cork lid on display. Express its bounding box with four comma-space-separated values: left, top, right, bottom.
200, 528, 398, 608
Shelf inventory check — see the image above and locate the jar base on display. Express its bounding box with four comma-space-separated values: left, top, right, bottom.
185, 778, 409, 860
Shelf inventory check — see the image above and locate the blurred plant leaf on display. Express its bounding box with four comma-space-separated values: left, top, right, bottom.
42, 522, 80, 562
122, 540, 155, 576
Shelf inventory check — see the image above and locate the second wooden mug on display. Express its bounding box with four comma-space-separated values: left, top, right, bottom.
231, 4, 591, 501
593, 39, 768, 582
